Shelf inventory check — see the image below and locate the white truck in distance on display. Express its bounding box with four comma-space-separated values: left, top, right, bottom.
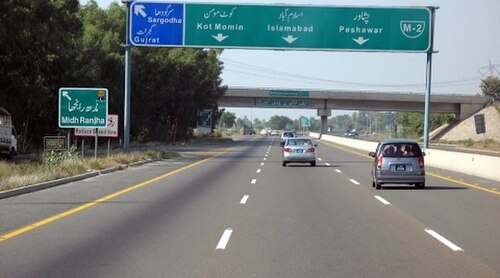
0, 107, 17, 159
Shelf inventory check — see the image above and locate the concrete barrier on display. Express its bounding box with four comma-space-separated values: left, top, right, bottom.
311, 132, 500, 182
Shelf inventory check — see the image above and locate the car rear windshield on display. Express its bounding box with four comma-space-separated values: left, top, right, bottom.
380, 143, 422, 157
283, 132, 295, 137
286, 139, 313, 146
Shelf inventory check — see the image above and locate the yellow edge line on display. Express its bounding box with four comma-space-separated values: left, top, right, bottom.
0, 150, 227, 243
426, 172, 500, 195
318, 140, 500, 196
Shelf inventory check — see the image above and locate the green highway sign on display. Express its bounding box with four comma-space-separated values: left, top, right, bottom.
301, 117, 311, 128
184, 4, 432, 52
269, 90, 309, 97
256, 98, 310, 107
58, 88, 108, 128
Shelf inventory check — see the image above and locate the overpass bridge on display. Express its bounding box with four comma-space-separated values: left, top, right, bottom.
219, 87, 490, 134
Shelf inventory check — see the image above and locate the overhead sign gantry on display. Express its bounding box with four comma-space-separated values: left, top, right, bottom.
122, 1, 437, 151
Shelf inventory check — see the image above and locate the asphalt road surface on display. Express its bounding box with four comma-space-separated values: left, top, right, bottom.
0, 136, 499, 277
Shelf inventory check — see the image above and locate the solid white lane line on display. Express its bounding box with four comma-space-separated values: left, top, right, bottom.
335, 169, 342, 173
374, 195, 391, 205
260, 162, 264, 166
349, 179, 360, 185
240, 195, 249, 204
251, 179, 257, 184
216, 228, 233, 250
425, 229, 463, 252
325, 163, 331, 166
256, 169, 261, 173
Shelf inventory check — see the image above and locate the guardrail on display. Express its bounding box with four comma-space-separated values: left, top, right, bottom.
310, 132, 500, 182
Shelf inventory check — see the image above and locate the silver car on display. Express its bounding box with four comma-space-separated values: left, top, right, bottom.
282, 137, 317, 167
369, 139, 425, 189
280, 131, 296, 147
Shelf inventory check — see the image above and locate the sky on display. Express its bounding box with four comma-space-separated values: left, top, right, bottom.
80, 0, 500, 121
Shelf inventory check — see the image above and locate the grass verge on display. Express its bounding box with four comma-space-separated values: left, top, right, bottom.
0, 150, 180, 192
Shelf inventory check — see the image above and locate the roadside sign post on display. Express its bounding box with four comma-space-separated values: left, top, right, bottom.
75, 114, 119, 157
59, 87, 109, 158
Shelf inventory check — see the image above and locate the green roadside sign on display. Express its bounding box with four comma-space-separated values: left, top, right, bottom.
58, 88, 108, 128
301, 117, 311, 128
185, 4, 431, 52
270, 90, 309, 97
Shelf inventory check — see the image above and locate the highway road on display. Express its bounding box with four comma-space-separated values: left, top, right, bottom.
0, 136, 499, 277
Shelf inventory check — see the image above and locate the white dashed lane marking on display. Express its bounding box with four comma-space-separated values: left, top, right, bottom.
425, 229, 463, 252
216, 228, 233, 250
349, 179, 360, 185
240, 195, 249, 204
374, 195, 391, 205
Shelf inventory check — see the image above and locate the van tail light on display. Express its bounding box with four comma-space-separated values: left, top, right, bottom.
284, 147, 292, 153
376, 156, 383, 169
418, 156, 425, 169
306, 147, 316, 153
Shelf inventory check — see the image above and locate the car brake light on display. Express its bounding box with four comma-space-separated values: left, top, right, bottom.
376, 156, 383, 168
418, 156, 425, 169
306, 147, 315, 153
284, 147, 292, 153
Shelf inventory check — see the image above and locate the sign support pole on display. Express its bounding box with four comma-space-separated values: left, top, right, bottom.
423, 7, 437, 151
81, 138, 85, 157
122, 0, 132, 153
94, 128, 98, 159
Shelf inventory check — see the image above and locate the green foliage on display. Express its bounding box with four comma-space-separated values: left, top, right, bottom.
131, 48, 226, 143
268, 115, 293, 130
328, 112, 397, 134
43, 145, 80, 165
480, 76, 500, 102
1, 1, 226, 151
0, 0, 82, 152
219, 111, 236, 128
397, 112, 455, 138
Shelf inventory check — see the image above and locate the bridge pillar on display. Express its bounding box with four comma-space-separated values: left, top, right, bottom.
317, 109, 331, 135
459, 103, 487, 120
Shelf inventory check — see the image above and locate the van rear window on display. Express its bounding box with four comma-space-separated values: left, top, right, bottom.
380, 143, 422, 157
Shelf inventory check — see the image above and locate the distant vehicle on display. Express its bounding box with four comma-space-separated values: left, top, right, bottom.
344, 130, 359, 138
243, 125, 255, 135
270, 130, 280, 136
280, 131, 296, 146
369, 139, 425, 190
282, 137, 317, 167
259, 128, 268, 135
0, 107, 17, 159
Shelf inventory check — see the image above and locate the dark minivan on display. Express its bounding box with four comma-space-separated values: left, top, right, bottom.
369, 139, 425, 190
